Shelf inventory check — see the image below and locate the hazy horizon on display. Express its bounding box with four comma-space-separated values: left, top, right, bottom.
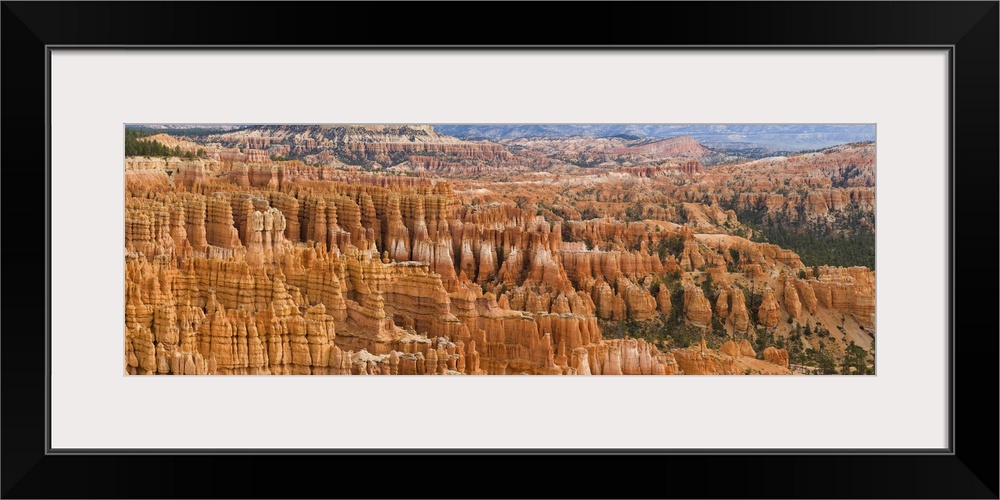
129, 123, 875, 153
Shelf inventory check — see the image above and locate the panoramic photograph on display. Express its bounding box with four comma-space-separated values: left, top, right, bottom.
125, 124, 875, 375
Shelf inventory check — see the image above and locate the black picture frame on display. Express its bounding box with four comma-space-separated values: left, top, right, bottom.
2, 2, 996, 498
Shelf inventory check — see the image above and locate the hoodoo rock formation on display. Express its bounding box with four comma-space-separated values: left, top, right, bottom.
125, 125, 875, 375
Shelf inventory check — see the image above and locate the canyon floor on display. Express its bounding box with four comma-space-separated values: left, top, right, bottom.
125, 125, 875, 375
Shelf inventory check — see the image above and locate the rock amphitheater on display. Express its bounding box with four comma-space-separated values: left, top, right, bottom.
125, 125, 875, 375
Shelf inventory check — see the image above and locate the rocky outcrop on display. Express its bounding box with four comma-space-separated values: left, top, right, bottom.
757, 288, 781, 328
679, 239, 706, 271
763, 346, 789, 367
795, 279, 819, 314
715, 288, 730, 319
672, 342, 790, 375
719, 340, 740, 357
656, 286, 672, 316
728, 288, 751, 332
683, 286, 713, 326
719, 339, 755, 358
618, 278, 657, 320
811, 266, 876, 328
783, 279, 802, 319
